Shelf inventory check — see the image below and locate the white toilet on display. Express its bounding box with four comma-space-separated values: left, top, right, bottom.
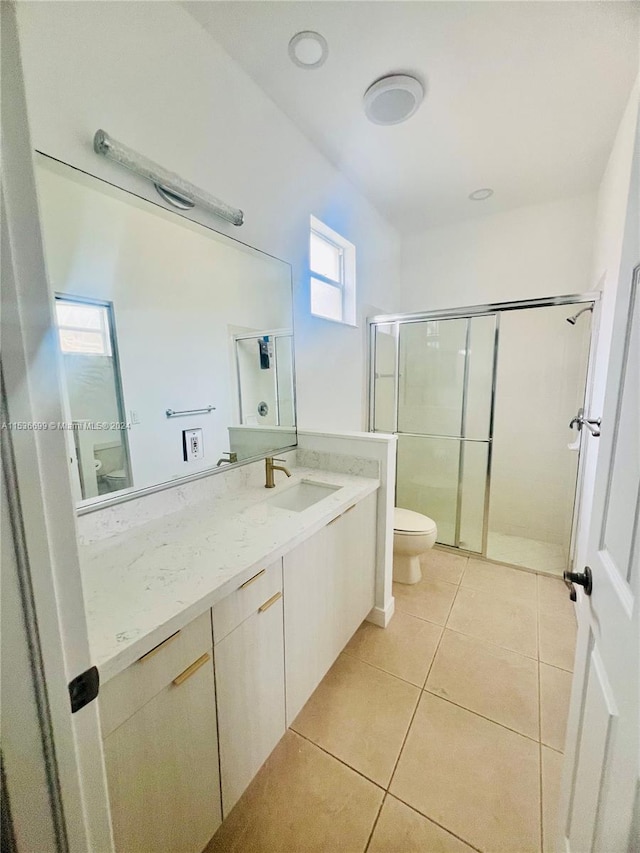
104, 468, 129, 491
393, 507, 438, 584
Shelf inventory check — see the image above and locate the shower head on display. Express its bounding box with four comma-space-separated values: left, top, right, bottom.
566, 305, 593, 325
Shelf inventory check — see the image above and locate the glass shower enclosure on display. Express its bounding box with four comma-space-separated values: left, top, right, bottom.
369, 296, 595, 575
372, 314, 497, 553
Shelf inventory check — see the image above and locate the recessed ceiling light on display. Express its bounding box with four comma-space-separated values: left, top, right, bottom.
288, 31, 328, 69
469, 188, 494, 201
364, 75, 424, 126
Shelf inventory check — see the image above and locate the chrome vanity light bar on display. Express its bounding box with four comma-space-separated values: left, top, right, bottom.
93, 130, 244, 226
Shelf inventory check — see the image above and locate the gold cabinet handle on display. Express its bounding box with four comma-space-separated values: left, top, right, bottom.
172, 652, 211, 686
327, 505, 356, 526
239, 568, 266, 589
258, 591, 282, 613
137, 630, 180, 662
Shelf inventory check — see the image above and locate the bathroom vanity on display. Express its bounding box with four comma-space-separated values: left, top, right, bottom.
32, 144, 388, 852
82, 467, 379, 852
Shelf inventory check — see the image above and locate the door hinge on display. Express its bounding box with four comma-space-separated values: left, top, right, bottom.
68, 666, 99, 713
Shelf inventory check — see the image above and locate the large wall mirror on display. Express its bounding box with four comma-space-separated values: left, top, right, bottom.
35, 154, 296, 511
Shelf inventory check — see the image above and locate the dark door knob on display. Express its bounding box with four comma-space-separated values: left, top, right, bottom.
563, 566, 593, 600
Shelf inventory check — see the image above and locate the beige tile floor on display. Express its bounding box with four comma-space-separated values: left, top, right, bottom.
207, 549, 577, 853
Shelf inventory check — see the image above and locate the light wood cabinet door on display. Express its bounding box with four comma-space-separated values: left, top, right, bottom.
283, 492, 377, 724
103, 651, 221, 853
334, 492, 377, 652
283, 520, 335, 724
215, 593, 286, 816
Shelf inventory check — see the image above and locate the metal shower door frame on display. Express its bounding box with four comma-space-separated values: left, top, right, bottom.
367, 291, 600, 558
375, 313, 499, 553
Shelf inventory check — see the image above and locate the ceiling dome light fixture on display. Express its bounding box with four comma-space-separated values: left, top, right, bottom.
468, 188, 494, 201
364, 74, 424, 125
288, 31, 329, 69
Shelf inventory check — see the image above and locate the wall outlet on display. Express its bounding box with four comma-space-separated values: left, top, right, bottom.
182, 428, 204, 462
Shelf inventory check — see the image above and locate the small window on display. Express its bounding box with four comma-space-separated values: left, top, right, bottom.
309, 216, 356, 325
55, 299, 112, 356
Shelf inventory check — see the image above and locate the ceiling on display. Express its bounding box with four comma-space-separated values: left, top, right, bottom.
184, 1, 639, 233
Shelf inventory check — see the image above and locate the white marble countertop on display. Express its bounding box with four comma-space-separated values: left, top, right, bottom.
78, 467, 379, 683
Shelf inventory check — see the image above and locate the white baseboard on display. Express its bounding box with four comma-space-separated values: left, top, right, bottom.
366, 597, 395, 628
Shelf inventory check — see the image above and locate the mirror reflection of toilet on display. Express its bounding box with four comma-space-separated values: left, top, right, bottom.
104, 469, 129, 491
393, 508, 438, 584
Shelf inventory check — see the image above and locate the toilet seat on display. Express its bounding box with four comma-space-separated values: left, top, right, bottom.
394, 507, 437, 535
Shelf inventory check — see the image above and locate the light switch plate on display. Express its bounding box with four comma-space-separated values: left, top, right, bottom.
183, 428, 204, 462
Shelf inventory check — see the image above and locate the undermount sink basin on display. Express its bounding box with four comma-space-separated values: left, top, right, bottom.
266, 480, 340, 512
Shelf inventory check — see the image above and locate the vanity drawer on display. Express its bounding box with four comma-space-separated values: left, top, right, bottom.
212, 558, 283, 644
100, 610, 212, 738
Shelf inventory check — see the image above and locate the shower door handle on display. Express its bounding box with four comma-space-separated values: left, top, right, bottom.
569, 408, 584, 431
569, 410, 601, 437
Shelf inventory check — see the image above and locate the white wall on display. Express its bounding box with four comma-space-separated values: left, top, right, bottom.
16, 0, 401, 436
400, 193, 597, 312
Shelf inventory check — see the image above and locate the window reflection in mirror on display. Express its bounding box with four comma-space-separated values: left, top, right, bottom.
55, 296, 132, 500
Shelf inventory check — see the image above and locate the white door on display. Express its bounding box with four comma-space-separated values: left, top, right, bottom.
1, 424, 61, 853
2, 4, 114, 849
557, 128, 639, 847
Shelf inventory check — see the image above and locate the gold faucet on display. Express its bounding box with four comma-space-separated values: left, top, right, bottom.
216, 451, 238, 466
265, 456, 291, 489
